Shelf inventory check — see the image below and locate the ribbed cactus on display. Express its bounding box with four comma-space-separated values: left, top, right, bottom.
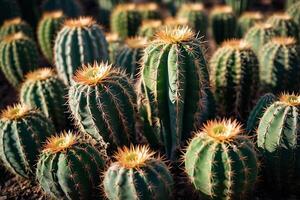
210, 6, 237, 45
184, 119, 258, 200
36, 131, 106, 200
236, 12, 263, 38
111, 4, 143, 40
137, 3, 161, 20
0, 18, 33, 40
115, 37, 147, 80
138, 20, 162, 39
20, 68, 68, 131
138, 27, 209, 159
0, 0, 21, 25
0, 32, 38, 88
54, 17, 108, 85
68, 62, 137, 148
210, 39, 259, 120
106, 33, 122, 63
225, 0, 252, 15
0, 104, 55, 179
37, 11, 66, 63
244, 23, 278, 54
259, 37, 300, 94
287, 2, 300, 26
104, 145, 174, 200
42, 0, 82, 17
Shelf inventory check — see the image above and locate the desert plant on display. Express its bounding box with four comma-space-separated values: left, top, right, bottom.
41, 0, 82, 17
0, 18, 33, 40
138, 20, 162, 39
0, 0, 21, 25
236, 12, 263, 38
225, 0, 252, 15
106, 33, 123, 63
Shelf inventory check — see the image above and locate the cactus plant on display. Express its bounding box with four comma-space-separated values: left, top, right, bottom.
287, 2, 300, 26
0, 32, 38, 88
20, 68, 68, 131
36, 131, 106, 200
103, 145, 174, 200
259, 37, 300, 94
137, 3, 162, 20
210, 39, 259, 120
0, 104, 55, 179
42, 0, 82, 18
138, 20, 162, 39
106, 33, 123, 63
0, 18, 33, 40
184, 119, 258, 200
54, 17, 108, 85
210, 6, 237, 45
37, 11, 66, 63
0, 0, 21, 25
236, 12, 263, 38
68, 62, 137, 148
225, 0, 252, 15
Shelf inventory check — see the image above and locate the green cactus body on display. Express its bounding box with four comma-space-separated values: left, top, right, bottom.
36, 132, 106, 200
185, 119, 258, 200
246, 93, 276, 133
177, 3, 208, 37
210, 39, 259, 120
68, 63, 137, 148
236, 12, 263, 38
111, 4, 142, 40
138, 20, 162, 39
210, 6, 237, 45
244, 23, 278, 54
137, 3, 161, 20
0, 104, 55, 179
37, 11, 66, 63
0, 32, 38, 88
103, 145, 174, 200
54, 17, 108, 86
20, 68, 68, 131
287, 2, 300, 26
259, 37, 300, 94
0, 0, 21, 25
42, 0, 82, 17
225, 0, 252, 15
106, 33, 123, 63
139, 27, 209, 159
0, 18, 33, 40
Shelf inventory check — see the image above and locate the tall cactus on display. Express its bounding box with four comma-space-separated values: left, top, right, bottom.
103, 145, 174, 200
225, 0, 252, 15
0, 0, 21, 25
41, 0, 82, 17
0, 18, 33, 40
236, 12, 263, 38
0, 104, 55, 179
54, 17, 108, 85
138, 20, 162, 39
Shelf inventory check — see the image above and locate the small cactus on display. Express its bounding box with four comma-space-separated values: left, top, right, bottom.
236, 12, 263, 38
0, 0, 21, 25
0, 18, 33, 40
42, 0, 82, 17
106, 33, 123, 63
225, 0, 252, 15
138, 20, 162, 39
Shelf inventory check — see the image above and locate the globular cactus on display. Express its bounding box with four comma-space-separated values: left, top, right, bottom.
236, 12, 263, 38
210, 39, 259, 120
36, 131, 106, 200
111, 4, 143, 40
138, 27, 209, 160
68, 62, 137, 148
210, 6, 237, 45
0, 0, 21, 25
106, 33, 122, 63
115, 37, 147, 80
225, 0, 252, 15
54, 17, 108, 85
103, 145, 174, 200
259, 37, 300, 94
137, 3, 162, 20
0, 18, 33, 40
42, 0, 82, 18
37, 11, 66, 63
244, 23, 278, 54
138, 20, 162, 39
20, 68, 68, 131
0, 32, 38, 88
184, 119, 258, 200
287, 2, 300, 26
0, 104, 55, 179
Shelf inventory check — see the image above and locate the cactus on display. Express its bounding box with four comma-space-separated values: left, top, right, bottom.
286, 0, 300, 9
236, 12, 263, 38
287, 2, 300, 26
103, 145, 174, 200
54, 17, 108, 85
106, 33, 123, 63
137, 3, 161, 20
36, 131, 106, 200
210, 39, 259, 120
37, 11, 66, 63
138, 20, 162, 39
115, 37, 147, 80
210, 6, 237, 45
259, 37, 300, 94
184, 119, 258, 200
138, 27, 209, 159
0, 18, 33, 40
41, 0, 82, 18
20, 68, 68, 131
0, 104, 55, 179
244, 23, 278, 54
0, 32, 38, 88
68, 62, 137, 148
111, 4, 143, 40
0, 0, 21, 25
225, 0, 252, 15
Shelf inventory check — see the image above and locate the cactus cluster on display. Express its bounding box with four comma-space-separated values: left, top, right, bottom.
138, 20, 162, 39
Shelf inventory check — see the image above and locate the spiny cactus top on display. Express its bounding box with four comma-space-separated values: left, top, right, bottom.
185, 119, 258, 200
41, 0, 82, 17
104, 145, 174, 200
138, 20, 162, 39
237, 12, 263, 38
0, 17, 33, 40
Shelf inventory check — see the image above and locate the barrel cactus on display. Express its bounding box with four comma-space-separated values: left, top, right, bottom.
0, 104, 55, 179
41, 0, 82, 17
0, 32, 38, 88
225, 0, 252, 15
54, 17, 108, 85
0, 18, 33, 40
185, 119, 258, 200
138, 20, 162, 39
103, 145, 174, 200
236, 12, 263, 38
0, 0, 21, 25
36, 131, 106, 200
106, 33, 123, 63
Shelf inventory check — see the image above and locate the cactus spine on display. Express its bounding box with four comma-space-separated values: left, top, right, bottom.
138, 20, 162, 39
36, 131, 106, 200
0, 0, 21, 25
54, 17, 108, 85
0, 104, 55, 179
0, 32, 38, 88
0, 18, 33, 40
41, 0, 82, 17
225, 0, 252, 15
236, 12, 263, 38
103, 145, 174, 200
